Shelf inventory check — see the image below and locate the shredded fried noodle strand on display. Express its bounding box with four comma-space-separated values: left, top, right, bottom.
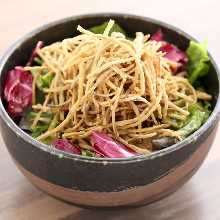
27, 20, 199, 154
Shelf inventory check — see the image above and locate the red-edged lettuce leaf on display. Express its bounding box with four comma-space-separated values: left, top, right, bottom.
53, 139, 81, 155
151, 29, 164, 42
91, 131, 138, 158
4, 67, 33, 118
27, 41, 44, 66
151, 29, 188, 73
160, 43, 188, 64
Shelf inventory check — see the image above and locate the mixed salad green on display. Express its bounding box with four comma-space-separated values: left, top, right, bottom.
3, 21, 212, 158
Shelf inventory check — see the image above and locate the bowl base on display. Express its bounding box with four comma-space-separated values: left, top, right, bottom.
13, 132, 211, 208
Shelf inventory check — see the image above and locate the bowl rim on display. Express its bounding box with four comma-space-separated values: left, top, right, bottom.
0, 12, 220, 164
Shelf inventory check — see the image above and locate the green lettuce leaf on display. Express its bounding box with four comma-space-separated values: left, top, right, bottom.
178, 103, 211, 137
19, 109, 54, 137
152, 102, 211, 149
30, 68, 52, 102
36, 72, 54, 91
186, 41, 210, 85
30, 112, 56, 138
31, 125, 49, 138
81, 149, 96, 157
33, 57, 43, 66
89, 22, 126, 35
36, 88, 45, 104
164, 118, 184, 129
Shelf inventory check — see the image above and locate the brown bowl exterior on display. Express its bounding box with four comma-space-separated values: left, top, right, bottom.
0, 13, 220, 208
14, 125, 217, 207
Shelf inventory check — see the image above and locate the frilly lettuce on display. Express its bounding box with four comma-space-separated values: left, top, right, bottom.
89, 22, 126, 35
186, 41, 210, 85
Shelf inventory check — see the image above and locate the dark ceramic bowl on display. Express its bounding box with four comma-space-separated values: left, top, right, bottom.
0, 13, 220, 208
